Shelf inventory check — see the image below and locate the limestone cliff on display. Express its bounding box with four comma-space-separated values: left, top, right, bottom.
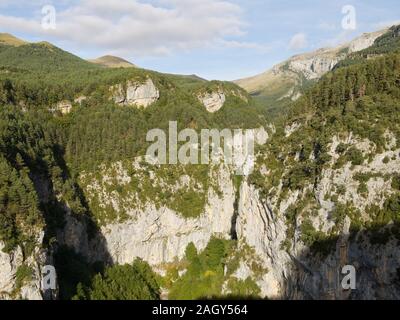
197, 86, 249, 113
110, 78, 160, 108
0, 233, 51, 300
59, 162, 235, 266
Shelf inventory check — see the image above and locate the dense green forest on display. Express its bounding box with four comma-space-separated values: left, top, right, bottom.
0, 40, 266, 173
0, 106, 87, 254
74, 259, 161, 300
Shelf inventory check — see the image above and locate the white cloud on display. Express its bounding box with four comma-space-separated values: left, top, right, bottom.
289, 33, 307, 50
0, 0, 251, 57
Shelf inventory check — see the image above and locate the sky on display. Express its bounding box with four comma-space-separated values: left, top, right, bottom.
0, 0, 399, 80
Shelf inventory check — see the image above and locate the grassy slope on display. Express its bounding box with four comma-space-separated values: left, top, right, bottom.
88, 55, 136, 68
0, 33, 26, 46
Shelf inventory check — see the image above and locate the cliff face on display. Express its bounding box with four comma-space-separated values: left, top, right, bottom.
0, 234, 49, 300
198, 91, 226, 113
197, 86, 249, 113
237, 181, 400, 300
110, 78, 160, 108
59, 162, 236, 266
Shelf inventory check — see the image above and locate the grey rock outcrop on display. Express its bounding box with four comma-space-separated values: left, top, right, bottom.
54, 100, 72, 115
198, 91, 226, 113
288, 56, 341, 80
197, 87, 248, 113
110, 78, 160, 108
0, 234, 49, 300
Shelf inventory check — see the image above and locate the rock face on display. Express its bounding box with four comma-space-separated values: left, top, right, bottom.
59, 163, 236, 266
0, 234, 49, 300
198, 91, 226, 113
126, 79, 160, 108
237, 181, 400, 299
347, 31, 384, 53
110, 78, 160, 108
236, 181, 291, 298
288, 56, 340, 80
197, 87, 248, 113
235, 132, 400, 299
94, 192, 234, 266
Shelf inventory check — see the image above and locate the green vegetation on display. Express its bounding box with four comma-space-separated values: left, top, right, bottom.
167, 238, 230, 299
13, 264, 33, 296
80, 161, 216, 224
55, 246, 160, 301
74, 259, 160, 300
0, 106, 87, 253
165, 238, 262, 300
300, 219, 338, 257
54, 246, 100, 300
8, 263, 34, 299
226, 277, 261, 298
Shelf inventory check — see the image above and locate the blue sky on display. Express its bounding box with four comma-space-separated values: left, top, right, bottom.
0, 0, 399, 80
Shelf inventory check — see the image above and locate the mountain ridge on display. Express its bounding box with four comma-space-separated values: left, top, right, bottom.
0, 33, 27, 47
234, 28, 389, 103
89, 55, 136, 68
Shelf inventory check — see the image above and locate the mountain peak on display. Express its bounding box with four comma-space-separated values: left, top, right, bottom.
89, 55, 136, 68
0, 33, 27, 46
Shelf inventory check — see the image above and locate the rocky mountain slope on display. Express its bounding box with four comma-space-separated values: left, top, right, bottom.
234, 29, 387, 104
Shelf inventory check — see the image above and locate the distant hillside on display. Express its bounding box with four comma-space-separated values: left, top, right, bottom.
0, 33, 26, 47
0, 41, 97, 73
234, 28, 389, 108
89, 55, 136, 68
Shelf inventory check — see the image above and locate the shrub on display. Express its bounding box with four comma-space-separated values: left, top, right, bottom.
346, 147, 364, 166
75, 259, 160, 300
